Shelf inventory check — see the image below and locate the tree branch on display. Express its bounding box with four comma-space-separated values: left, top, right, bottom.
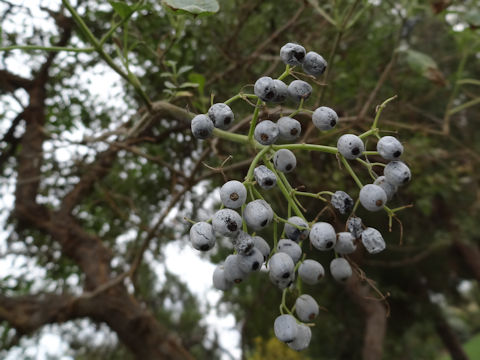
0, 70, 32, 93
0, 293, 82, 335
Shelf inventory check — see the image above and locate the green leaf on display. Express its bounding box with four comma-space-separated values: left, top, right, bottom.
108, 1, 134, 19
403, 49, 446, 85
465, 9, 480, 27
179, 82, 199, 88
174, 90, 193, 97
188, 72, 205, 95
458, 78, 480, 87
404, 49, 437, 73
162, 0, 219, 15
164, 81, 177, 89
178, 65, 193, 75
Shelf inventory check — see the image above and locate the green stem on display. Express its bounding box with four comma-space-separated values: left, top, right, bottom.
272, 143, 338, 154
244, 146, 271, 182
340, 155, 363, 189
352, 197, 360, 214
263, 158, 304, 219
62, 0, 152, 109
358, 128, 377, 140
0, 45, 94, 52
248, 98, 263, 143
280, 289, 292, 315
443, 51, 468, 134
212, 128, 252, 145
224, 93, 257, 105
273, 220, 278, 253
293, 190, 331, 202
371, 95, 397, 130
277, 65, 291, 81
289, 98, 304, 117
100, 0, 144, 46
448, 97, 480, 116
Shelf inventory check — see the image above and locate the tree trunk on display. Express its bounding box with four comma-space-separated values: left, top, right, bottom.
434, 308, 469, 360
345, 271, 387, 360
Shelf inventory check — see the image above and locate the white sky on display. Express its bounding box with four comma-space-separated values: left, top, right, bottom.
0, 1, 240, 359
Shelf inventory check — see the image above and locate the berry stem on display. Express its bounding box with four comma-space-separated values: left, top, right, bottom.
293, 190, 330, 202
358, 128, 377, 140
62, 0, 152, 110
352, 197, 360, 214
280, 288, 292, 315
277, 65, 291, 81
248, 98, 263, 143
244, 146, 272, 182
224, 93, 257, 105
289, 98, 304, 117
263, 158, 305, 220
212, 128, 252, 145
340, 155, 363, 189
371, 95, 397, 130
272, 143, 338, 154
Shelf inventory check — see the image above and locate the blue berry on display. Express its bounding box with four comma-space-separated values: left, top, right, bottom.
330, 258, 352, 282
274, 314, 298, 343
254, 120, 279, 145
254, 76, 276, 102
191, 114, 214, 139
208, 103, 234, 129
273, 149, 297, 173
312, 106, 337, 130
212, 209, 242, 237
295, 294, 319, 322
377, 136, 403, 160
334, 232, 357, 255
233, 231, 255, 255
298, 259, 324, 285
288, 323, 312, 351
337, 134, 364, 159
374, 175, 397, 200
277, 116, 301, 141
302, 51, 327, 77
359, 184, 387, 212
253, 165, 277, 190
189, 222, 215, 251
238, 247, 264, 272
284, 216, 309, 242
252, 235, 271, 261
384, 161, 411, 186
269, 252, 295, 281
223, 254, 248, 284
280, 43, 306, 66
212, 265, 233, 291
288, 80, 312, 103
272, 79, 288, 103
331, 190, 354, 214
243, 199, 274, 231
347, 216, 363, 239
361, 227, 386, 254
220, 180, 247, 209
309, 222, 336, 251
277, 239, 302, 263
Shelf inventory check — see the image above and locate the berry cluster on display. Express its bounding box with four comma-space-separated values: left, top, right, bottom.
188, 42, 411, 351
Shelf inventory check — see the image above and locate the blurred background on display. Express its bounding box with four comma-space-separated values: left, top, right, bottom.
0, 0, 479, 359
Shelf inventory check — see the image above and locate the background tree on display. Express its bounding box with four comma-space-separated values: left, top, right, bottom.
0, 0, 479, 359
